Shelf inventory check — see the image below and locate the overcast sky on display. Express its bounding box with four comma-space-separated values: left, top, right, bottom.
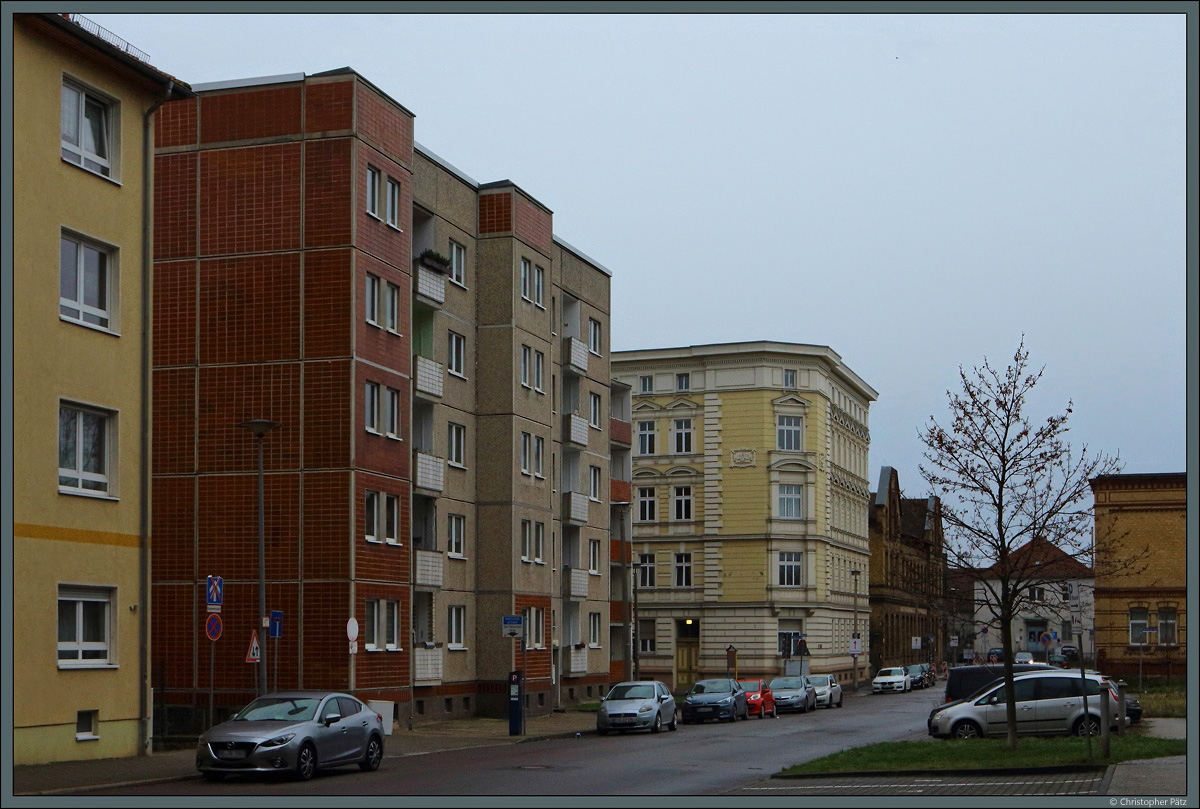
83, 9, 1190, 493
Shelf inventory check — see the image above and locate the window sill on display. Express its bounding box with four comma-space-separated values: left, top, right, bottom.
386, 223, 404, 233
60, 316, 120, 337
366, 211, 382, 222
365, 537, 383, 544
365, 428, 383, 436
384, 540, 403, 547
589, 423, 601, 430
62, 157, 121, 186
447, 553, 466, 560
386, 328, 403, 336
448, 462, 467, 470
58, 488, 118, 501
588, 570, 600, 576
448, 371, 468, 381
58, 663, 117, 670
534, 303, 546, 311
448, 644, 467, 651
75, 733, 101, 742
534, 473, 545, 480
386, 645, 403, 652
535, 388, 545, 395
449, 279, 468, 290
535, 559, 545, 565
521, 557, 532, 564
366, 320, 381, 329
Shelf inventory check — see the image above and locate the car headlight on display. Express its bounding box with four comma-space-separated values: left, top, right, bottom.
638, 703, 653, 713
719, 696, 733, 705
259, 733, 296, 748
748, 694, 760, 700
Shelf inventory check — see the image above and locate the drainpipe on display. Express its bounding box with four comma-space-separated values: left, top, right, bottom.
141, 80, 174, 754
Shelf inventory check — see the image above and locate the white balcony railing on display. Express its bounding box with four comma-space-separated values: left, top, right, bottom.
414, 549, 443, 588
564, 336, 588, 375
415, 452, 445, 492
569, 646, 588, 675
414, 646, 443, 682
567, 413, 589, 446
563, 491, 589, 524
416, 265, 445, 304
415, 355, 443, 398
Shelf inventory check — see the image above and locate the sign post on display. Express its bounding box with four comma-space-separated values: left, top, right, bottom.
270, 610, 283, 692
204, 577, 223, 726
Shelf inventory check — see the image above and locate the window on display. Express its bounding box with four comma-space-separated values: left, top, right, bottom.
364, 491, 379, 542
533, 436, 545, 477
1129, 608, 1149, 645
779, 631, 804, 657
385, 282, 400, 333
778, 552, 803, 586
674, 553, 692, 587
637, 487, 656, 522
384, 494, 400, 544
58, 586, 112, 665
58, 404, 112, 495
1028, 586, 1046, 603
589, 393, 602, 427
365, 382, 380, 432
520, 345, 531, 387
783, 369, 797, 388
61, 80, 114, 177
385, 387, 401, 438
534, 351, 545, 391
365, 599, 400, 650
534, 522, 545, 562
778, 484, 803, 519
589, 465, 602, 501
521, 519, 532, 560
639, 375, 653, 394
638, 619, 656, 653
520, 258, 532, 300
588, 319, 602, 355
366, 166, 380, 217
60, 233, 114, 330
520, 432, 532, 474
449, 240, 466, 286
385, 178, 400, 227
589, 539, 601, 573
1158, 608, 1177, 645
638, 553, 655, 588
364, 274, 380, 325
448, 423, 465, 467
76, 710, 99, 741
528, 607, 545, 648
673, 486, 692, 521
637, 421, 656, 456
448, 331, 466, 377
534, 264, 545, 306
448, 605, 465, 648
447, 514, 465, 557
673, 418, 693, 454
777, 415, 802, 451
589, 612, 602, 647
676, 373, 690, 391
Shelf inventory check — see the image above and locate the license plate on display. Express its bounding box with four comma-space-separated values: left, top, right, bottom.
612, 717, 635, 724
216, 749, 247, 760
698, 707, 713, 712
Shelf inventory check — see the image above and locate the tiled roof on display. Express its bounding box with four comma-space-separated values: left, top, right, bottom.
980, 535, 1092, 579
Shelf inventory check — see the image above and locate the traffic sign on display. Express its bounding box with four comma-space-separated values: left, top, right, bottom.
246, 630, 261, 663
1039, 631, 1053, 647
346, 617, 359, 642
270, 610, 283, 639
205, 613, 222, 641
206, 576, 223, 613
849, 638, 862, 655
502, 615, 524, 638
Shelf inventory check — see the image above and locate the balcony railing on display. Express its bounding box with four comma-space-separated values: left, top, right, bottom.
565, 413, 589, 446
562, 491, 589, 524
413, 646, 443, 683
414, 549, 443, 588
609, 417, 631, 446
562, 566, 590, 600
415, 265, 445, 305
564, 336, 588, 375
414, 355, 444, 399
610, 479, 631, 505
415, 452, 444, 492
568, 646, 588, 675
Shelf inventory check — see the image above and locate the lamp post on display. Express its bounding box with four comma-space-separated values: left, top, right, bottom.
238, 418, 277, 696
850, 569, 861, 694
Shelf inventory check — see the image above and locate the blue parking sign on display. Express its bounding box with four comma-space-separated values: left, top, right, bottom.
270, 610, 283, 639
206, 576, 223, 613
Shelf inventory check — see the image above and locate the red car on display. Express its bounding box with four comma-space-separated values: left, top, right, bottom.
737, 679, 777, 718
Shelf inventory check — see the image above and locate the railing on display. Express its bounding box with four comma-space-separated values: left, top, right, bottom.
609, 417, 631, 446
415, 452, 444, 492
563, 491, 589, 524
562, 566, 590, 600
414, 549, 443, 588
413, 647, 443, 682
416, 265, 445, 304
568, 646, 588, 675
565, 413, 589, 446
564, 336, 588, 375
610, 479, 631, 505
66, 15, 152, 63
414, 355, 444, 398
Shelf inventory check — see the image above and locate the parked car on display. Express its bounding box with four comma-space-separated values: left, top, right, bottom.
679, 678, 748, 723
1060, 644, 1079, 659
1047, 653, 1068, 668
808, 674, 843, 708
928, 669, 1122, 739
196, 691, 384, 781
1125, 695, 1143, 723
596, 680, 677, 735
737, 679, 777, 718
769, 676, 817, 713
905, 664, 930, 689
873, 667, 911, 693
1014, 652, 1035, 664
943, 663, 1052, 704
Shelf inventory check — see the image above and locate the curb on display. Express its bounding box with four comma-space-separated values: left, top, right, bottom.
772, 763, 1108, 780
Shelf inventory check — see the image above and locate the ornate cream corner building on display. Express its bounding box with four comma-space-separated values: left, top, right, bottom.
612, 342, 878, 688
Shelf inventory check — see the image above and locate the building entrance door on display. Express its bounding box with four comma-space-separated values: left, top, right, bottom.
675, 619, 700, 690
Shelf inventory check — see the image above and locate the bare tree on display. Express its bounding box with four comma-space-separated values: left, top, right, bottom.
918, 338, 1123, 748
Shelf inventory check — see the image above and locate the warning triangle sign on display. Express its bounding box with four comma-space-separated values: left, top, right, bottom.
246, 630, 261, 663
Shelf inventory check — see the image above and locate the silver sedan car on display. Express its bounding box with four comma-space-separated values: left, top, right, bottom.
196, 691, 385, 781
596, 680, 678, 734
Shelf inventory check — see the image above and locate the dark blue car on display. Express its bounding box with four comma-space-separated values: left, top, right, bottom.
679, 678, 748, 723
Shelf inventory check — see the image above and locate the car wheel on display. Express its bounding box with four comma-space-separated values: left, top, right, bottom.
651, 712, 663, 733
771, 703, 778, 718
597, 728, 609, 736
726, 709, 737, 723
1075, 715, 1101, 737
295, 742, 317, 781
952, 720, 982, 739
358, 734, 383, 772
837, 694, 843, 707
668, 712, 678, 731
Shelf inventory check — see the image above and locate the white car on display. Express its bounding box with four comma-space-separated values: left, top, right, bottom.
808, 674, 843, 708
1014, 652, 1035, 664
873, 667, 912, 693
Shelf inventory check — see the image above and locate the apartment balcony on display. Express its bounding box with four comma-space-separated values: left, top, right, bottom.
415, 452, 444, 493
567, 645, 589, 675
562, 491, 589, 525
413, 646, 443, 684
414, 355, 444, 399
610, 478, 631, 505
415, 264, 445, 306
610, 599, 631, 625
563, 336, 588, 376
414, 549, 443, 588
609, 417, 631, 447
562, 566, 590, 600
609, 537, 631, 564
564, 413, 589, 446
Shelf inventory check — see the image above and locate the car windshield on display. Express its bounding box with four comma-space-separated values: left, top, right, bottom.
737, 681, 762, 692
770, 677, 805, 689
607, 684, 654, 700
808, 675, 831, 686
235, 697, 321, 721
690, 680, 732, 694
907, 666, 922, 674
880, 668, 904, 677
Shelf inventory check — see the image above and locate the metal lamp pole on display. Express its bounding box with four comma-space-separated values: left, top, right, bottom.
851, 569, 861, 693
239, 418, 277, 696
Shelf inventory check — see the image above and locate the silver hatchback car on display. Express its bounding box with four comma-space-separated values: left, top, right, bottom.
596, 681, 678, 734
928, 670, 1120, 739
196, 691, 385, 781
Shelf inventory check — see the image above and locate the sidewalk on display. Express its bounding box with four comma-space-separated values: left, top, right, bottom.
8, 707, 1188, 797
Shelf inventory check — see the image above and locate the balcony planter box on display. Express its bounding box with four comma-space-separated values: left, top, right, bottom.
417, 249, 450, 273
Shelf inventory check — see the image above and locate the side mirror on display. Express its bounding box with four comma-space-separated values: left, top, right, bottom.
324, 713, 342, 726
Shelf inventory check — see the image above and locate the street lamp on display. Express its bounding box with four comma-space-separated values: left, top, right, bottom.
850, 569, 861, 694
238, 418, 278, 696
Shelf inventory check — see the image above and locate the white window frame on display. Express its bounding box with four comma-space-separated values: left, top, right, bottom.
447, 422, 466, 467
448, 239, 466, 287
778, 484, 803, 520
364, 273, 380, 326
674, 552, 693, 588
364, 491, 380, 543
528, 607, 545, 648
57, 586, 114, 667
638, 553, 655, 588
534, 522, 545, 562
589, 538, 601, 573
384, 494, 400, 545
589, 611, 602, 647
447, 513, 466, 557
777, 415, 803, 451
58, 403, 114, 497
448, 331, 466, 378
784, 369, 797, 388
385, 178, 400, 227
676, 373, 690, 392
366, 166, 381, 217
520, 345, 531, 387
673, 418, 693, 454
365, 599, 400, 651
533, 265, 545, 306
673, 486, 692, 521
588, 318, 602, 355
637, 421, 656, 456
385, 387, 401, 439
589, 465, 602, 501
534, 351, 545, 392
61, 79, 116, 178
448, 605, 466, 649
533, 435, 545, 478
637, 487, 656, 522
1129, 608, 1149, 646
589, 392, 602, 428
521, 519, 532, 561
386, 282, 401, 333
778, 551, 803, 586
639, 375, 653, 394
365, 382, 381, 433
60, 232, 116, 331
520, 258, 532, 301
520, 432, 532, 475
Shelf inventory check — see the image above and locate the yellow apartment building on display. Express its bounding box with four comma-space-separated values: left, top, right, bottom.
11, 13, 190, 763
613, 342, 877, 689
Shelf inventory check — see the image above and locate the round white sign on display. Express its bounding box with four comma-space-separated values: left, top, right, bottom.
347, 617, 359, 642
